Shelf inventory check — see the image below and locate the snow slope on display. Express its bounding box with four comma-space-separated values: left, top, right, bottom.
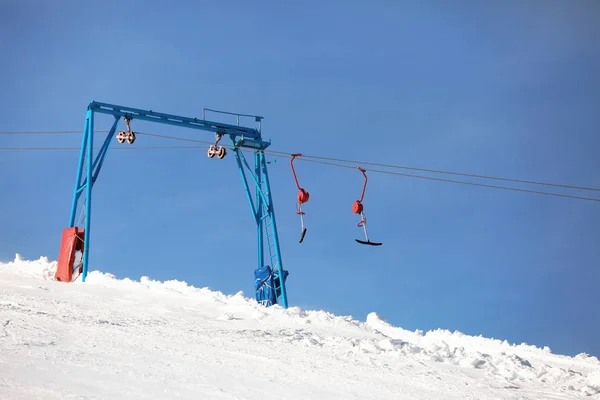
1, 254, 599, 399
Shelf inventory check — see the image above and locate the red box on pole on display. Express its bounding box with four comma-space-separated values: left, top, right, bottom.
55, 227, 85, 282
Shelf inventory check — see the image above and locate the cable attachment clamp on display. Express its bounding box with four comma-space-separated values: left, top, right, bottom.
116, 117, 136, 144
207, 132, 227, 159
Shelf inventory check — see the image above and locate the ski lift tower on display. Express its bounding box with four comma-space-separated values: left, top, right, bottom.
55, 101, 289, 308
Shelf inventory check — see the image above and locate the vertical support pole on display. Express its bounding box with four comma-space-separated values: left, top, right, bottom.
260, 151, 288, 308
82, 110, 94, 282
255, 150, 264, 273
69, 111, 91, 227
233, 146, 288, 308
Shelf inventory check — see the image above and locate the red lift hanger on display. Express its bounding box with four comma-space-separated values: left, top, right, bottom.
352, 167, 382, 246
291, 154, 310, 243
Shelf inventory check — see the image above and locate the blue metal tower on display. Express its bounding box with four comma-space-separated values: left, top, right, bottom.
59, 101, 288, 308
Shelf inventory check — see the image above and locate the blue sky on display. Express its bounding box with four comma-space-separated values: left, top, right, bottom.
1, 1, 599, 357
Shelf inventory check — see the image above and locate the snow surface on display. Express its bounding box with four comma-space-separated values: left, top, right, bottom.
1, 254, 599, 399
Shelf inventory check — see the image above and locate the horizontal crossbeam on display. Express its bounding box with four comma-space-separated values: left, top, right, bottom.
88, 101, 271, 149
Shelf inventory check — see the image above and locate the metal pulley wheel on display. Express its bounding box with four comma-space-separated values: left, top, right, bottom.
207, 145, 216, 158
126, 132, 136, 144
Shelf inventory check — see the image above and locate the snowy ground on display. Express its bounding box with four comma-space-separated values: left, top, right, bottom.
1, 255, 599, 399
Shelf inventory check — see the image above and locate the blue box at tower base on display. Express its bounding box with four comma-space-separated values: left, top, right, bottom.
254, 265, 289, 307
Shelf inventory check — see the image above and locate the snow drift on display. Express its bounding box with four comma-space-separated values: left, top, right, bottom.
1, 254, 599, 399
